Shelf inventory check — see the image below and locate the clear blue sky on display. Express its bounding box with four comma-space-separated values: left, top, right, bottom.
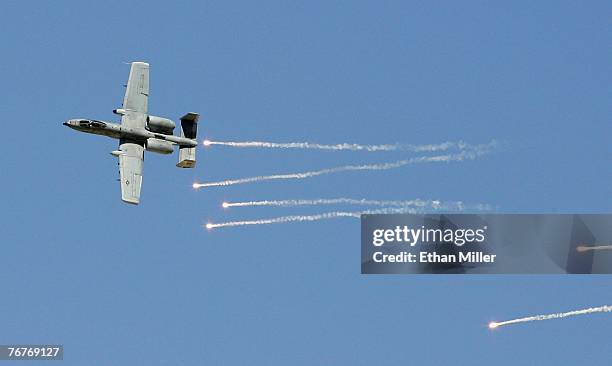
1, 1, 611, 364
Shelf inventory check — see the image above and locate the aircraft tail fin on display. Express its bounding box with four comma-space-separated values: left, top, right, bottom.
176, 112, 199, 168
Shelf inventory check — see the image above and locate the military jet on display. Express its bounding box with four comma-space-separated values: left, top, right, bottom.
64, 62, 199, 205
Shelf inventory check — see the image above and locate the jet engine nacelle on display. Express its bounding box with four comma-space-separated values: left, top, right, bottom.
146, 115, 176, 134
146, 138, 174, 154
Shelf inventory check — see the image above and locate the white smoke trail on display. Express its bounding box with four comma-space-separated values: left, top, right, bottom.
205, 206, 419, 229
223, 198, 436, 208
194, 143, 494, 189
489, 305, 612, 329
204, 139, 471, 152
222, 198, 491, 211
576, 245, 612, 252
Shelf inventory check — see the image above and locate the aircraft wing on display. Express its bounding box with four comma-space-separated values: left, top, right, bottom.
121, 62, 149, 128
118, 140, 144, 204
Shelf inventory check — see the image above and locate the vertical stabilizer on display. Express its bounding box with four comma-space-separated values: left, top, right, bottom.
177, 112, 199, 168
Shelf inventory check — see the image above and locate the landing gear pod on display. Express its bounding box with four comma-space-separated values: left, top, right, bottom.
176, 112, 199, 168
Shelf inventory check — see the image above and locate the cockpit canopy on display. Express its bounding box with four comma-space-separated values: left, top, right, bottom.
70, 119, 106, 128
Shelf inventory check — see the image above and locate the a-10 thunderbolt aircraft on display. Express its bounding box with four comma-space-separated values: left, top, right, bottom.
64, 62, 199, 205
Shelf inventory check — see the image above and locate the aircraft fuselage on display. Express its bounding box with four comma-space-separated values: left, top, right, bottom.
63, 119, 197, 147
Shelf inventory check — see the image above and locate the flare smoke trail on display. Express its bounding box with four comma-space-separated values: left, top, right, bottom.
222, 198, 491, 211
206, 206, 419, 229
194, 143, 493, 189
576, 244, 612, 252
488, 305, 612, 329
223, 198, 438, 208
204, 139, 469, 152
